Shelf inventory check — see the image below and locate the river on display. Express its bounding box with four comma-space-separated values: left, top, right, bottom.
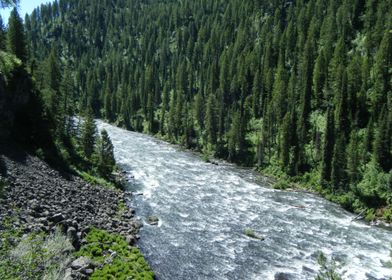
97, 121, 392, 280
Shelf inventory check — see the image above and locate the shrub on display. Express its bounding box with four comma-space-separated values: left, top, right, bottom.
75, 229, 154, 280
244, 228, 264, 240
315, 252, 342, 280
0, 227, 73, 280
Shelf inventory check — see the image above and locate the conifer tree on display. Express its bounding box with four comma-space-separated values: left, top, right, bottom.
0, 16, 6, 50
331, 134, 347, 189
205, 93, 217, 145
347, 130, 360, 184
7, 8, 26, 62
373, 108, 392, 172
97, 129, 116, 178
280, 112, 291, 171
321, 108, 335, 185
81, 109, 97, 159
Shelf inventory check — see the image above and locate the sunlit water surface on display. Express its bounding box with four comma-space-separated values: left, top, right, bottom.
98, 121, 392, 280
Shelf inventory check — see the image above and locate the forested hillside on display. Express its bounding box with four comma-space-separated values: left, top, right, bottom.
23, 0, 392, 220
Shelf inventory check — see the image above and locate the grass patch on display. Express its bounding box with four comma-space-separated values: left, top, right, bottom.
0, 224, 73, 280
76, 169, 117, 190
244, 228, 264, 240
75, 229, 154, 280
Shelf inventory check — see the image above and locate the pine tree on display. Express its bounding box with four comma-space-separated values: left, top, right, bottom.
7, 8, 27, 62
0, 16, 6, 50
160, 85, 169, 135
194, 93, 204, 130
313, 49, 327, 107
347, 130, 360, 184
371, 31, 392, 119
81, 109, 97, 159
321, 108, 335, 185
60, 66, 75, 136
373, 108, 392, 172
97, 129, 116, 178
205, 93, 217, 145
280, 112, 291, 170
331, 134, 347, 189
228, 110, 242, 161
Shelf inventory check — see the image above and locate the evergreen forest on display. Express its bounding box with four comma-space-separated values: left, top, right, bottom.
2, 0, 392, 220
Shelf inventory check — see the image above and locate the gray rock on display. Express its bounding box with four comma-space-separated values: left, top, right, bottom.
64, 268, 73, 280
126, 235, 136, 245
147, 216, 159, 225
274, 272, 296, 280
71, 256, 92, 270
67, 226, 78, 241
50, 213, 65, 223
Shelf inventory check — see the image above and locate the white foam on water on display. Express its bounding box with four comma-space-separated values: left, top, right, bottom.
97, 120, 392, 280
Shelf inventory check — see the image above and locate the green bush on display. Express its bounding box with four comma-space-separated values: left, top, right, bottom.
244, 228, 264, 240
0, 227, 73, 280
273, 179, 291, 190
75, 229, 154, 280
315, 252, 342, 280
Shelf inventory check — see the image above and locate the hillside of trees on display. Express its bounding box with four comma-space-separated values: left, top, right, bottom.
21, 0, 392, 220
0, 3, 117, 185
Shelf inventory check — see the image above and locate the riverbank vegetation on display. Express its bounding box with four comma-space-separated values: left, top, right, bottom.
76, 229, 155, 280
0, 218, 73, 280
0, 219, 153, 280
22, 0, 392, 221
0, 4, 117, 188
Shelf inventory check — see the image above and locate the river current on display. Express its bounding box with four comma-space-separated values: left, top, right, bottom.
97, 121, 392, 280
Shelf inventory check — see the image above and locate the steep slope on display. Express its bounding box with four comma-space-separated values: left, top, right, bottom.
25, 0, 392, 219
0, 145, 147, 279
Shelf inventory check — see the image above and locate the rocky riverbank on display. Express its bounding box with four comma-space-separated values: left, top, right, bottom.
0, 145, 144, 279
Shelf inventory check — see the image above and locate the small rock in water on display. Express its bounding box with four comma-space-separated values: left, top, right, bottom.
274, 272, 296, 280
147, 216, 159, 225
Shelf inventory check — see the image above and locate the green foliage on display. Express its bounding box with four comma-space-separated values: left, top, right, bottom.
315, 252, 342, 280
6, 8, 26, 62
0, 226, 73, 280
244, 228, 264, 240
75, 229, 154, 280
96, 129, 116, 178
0, 50, 21, 79
353, 161, 392, 208
273, 179, 292, 190
76, 170, 116, 190
81, 110, 97, 159
23, 0, 392, 220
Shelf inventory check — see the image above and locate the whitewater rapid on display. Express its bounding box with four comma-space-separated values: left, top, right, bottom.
97, 121, 392, 280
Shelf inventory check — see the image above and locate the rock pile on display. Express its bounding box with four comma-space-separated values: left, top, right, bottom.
0, 147, 142, 278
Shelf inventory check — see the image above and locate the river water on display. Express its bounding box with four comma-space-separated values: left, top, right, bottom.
97, 121, 392, 280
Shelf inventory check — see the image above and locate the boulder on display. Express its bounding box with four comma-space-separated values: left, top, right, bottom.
71, 256, 92, 271
147, 216, 159, 226
50, 213, 65, 224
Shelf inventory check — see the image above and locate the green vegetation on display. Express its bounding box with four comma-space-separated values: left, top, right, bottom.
244, 228, 264, 240
0, 221, 152, 280
315, 252, 342, 280
0, 222, 73, 280
21, 0, 392, 221
75, 229, 154, 280
0, 6, 118, 192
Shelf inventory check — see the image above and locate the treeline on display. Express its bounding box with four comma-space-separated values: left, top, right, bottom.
23, 0, 392, 219
0, 5, 116, 184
